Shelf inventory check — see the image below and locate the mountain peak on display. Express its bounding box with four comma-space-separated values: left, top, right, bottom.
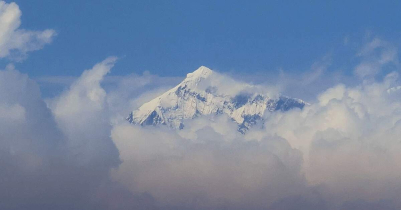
127, 66, 307, 133
186, 66, 213, 80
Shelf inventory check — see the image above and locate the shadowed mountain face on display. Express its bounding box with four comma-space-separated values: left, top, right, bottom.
127, 66, 307, 133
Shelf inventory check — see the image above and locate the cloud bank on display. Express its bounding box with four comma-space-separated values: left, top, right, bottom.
111, 69, 401, 209
2, 41, 401, 209
4, 42, 401, 210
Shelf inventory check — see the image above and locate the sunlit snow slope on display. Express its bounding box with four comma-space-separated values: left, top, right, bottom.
127, 66, 306, 133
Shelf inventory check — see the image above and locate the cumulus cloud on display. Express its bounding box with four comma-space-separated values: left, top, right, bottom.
49, 56, 121, 167
110, 67, 401, 209
2, 59, 401, 210
0, 63, 62, 160
0, 1, 55, 60
111, 121, 307, 210
0, 64, 65, 209
108, 37, 401, 209
0, 59, 145, 210
4, 53, 401, 209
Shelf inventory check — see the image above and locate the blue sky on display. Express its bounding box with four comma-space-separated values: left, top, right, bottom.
6, 0, 401, 79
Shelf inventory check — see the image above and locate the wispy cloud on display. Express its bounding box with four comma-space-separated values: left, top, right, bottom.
354, 37, 399, 78
0, 1, 56, 60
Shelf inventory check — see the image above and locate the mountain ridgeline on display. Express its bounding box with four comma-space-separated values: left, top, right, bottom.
127, 66, 307, 133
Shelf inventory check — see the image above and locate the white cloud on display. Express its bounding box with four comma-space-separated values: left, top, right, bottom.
111, 122, 307, 209
3, 54, 401, 209
108, 68, 401, 209
248, 71, 401, 207
49, 56, 121, 165
0, 1, 55, 60
0, 59, 151, 210
0, 103, 25, 121
108, 44, 401, 209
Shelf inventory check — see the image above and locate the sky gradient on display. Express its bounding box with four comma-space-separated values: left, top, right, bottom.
7, 0, 401, 79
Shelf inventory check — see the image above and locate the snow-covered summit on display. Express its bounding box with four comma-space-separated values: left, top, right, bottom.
127, 66, 306, 133
186, 66, 213, 80
178, 66, 214, 91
